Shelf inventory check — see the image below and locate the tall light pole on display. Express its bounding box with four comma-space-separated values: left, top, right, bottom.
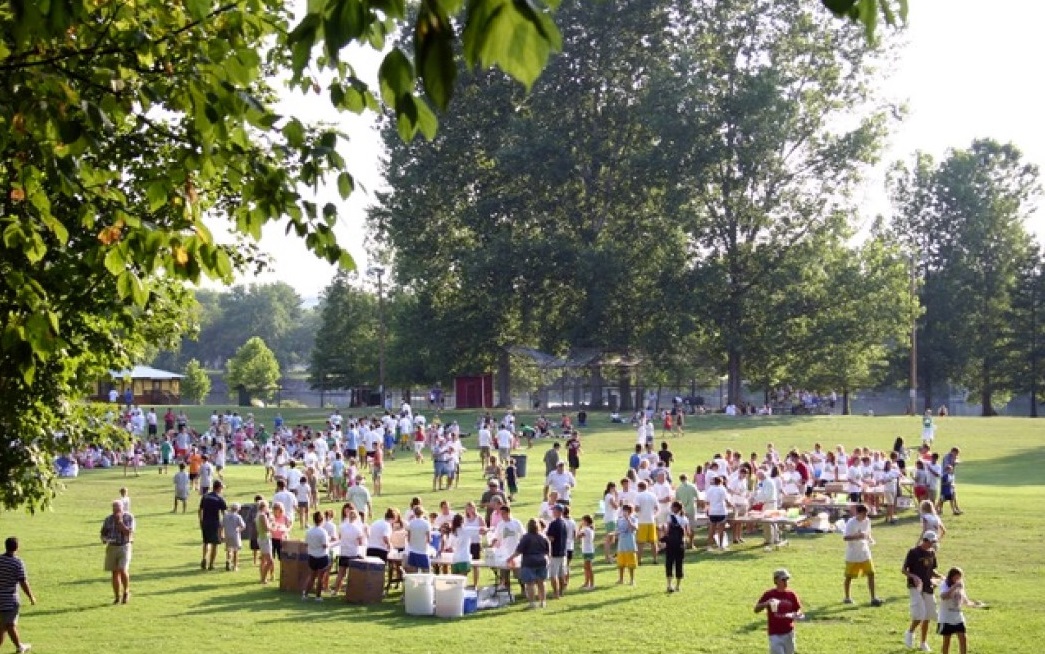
909, 253, 918, 416
368, 266, 387, 401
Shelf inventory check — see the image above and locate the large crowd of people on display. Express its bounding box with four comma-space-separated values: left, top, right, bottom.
30, 401, 984, 653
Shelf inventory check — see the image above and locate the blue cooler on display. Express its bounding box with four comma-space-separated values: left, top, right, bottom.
463, 590, 478, 615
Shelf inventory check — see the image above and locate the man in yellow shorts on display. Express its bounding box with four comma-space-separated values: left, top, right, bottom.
634, 481, 660, 564
843, 504, 883, 606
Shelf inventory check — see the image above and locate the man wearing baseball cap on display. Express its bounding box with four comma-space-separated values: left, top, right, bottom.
754, 568, 803, 654
902, 531, 940, 651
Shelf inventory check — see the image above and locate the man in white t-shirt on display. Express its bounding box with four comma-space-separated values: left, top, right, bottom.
492, 505, 524, 560
405, 507, 431, 572
843, 504, 882, 606
545, 462, 576, 504
495, 426, 513, 461
398, 415, 412, 450
477, 425, 493, 464
634, 480, 659, 564
286, 461, 303, 493
651, 471, 674, 526
619, 478, 638, 509
346, 476, 372, 521
272, 480, 296, 525
434, 501, 456, 530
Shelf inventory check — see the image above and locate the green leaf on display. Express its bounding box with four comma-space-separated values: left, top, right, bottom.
104, 247, 126, 276
337, 172, 354, 199
821, 0, 858, 16
415, 0, 457, 110
288, 14, 321, 75
461, 0, 561, 90
284, 119, 306, 147
378, 49, 415, 107
146, 182, 167, 212
325, 0, 365, 62
186, 0, 211, 21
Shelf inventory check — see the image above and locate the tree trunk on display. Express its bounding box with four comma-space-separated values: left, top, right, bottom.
980, 363, 996, 417
590, 365, 604, 409
572, 375, 582, 408
497, 350, 511, 408
619, 367, 634, 412
842, 388, 850, 416
727, 346, 742, 406
922, 361, 933, 413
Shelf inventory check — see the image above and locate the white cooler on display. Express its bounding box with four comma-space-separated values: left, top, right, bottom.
434, 575, 468, 618
404, 573, 435, 616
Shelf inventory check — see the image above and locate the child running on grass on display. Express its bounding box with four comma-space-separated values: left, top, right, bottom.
615, 504, 638, 586
578, 515, 596, 590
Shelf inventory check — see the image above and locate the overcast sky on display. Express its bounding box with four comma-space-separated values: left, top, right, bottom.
228, 0, 1045, 300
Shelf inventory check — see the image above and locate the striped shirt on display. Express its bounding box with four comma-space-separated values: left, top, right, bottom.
101, 513, 136, 546
0, 553, 27, 611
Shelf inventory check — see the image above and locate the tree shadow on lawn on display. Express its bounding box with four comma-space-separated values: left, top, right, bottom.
957, 445, 1045, 486
61, 564, 219, 585
589, 415, 822, 437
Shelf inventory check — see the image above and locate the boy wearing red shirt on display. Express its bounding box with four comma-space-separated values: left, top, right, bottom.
754, 568, 804, 654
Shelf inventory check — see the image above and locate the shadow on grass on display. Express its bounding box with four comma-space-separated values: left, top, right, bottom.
958, 445, 1045, 486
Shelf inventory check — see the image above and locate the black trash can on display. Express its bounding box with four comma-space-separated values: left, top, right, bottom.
514, 454, 528, 478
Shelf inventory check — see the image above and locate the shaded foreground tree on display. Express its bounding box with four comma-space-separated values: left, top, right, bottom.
0, 0, 904, 509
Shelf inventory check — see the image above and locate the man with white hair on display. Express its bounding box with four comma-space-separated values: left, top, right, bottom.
100, 499, 135, 604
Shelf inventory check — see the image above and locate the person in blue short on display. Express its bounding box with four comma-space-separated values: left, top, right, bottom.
405, 506, 432, 572
508, 519, 550, 609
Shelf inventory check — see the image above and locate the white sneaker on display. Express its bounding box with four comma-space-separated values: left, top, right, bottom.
920, 644, 931, 652
904, 632, 914, 648
17, 645, 31, 653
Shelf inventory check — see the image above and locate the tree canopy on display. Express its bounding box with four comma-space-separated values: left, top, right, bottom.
1, 0, 904, 512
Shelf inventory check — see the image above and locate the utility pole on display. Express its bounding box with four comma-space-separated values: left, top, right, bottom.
909, 254, 918, 416
368, 266, 387, 402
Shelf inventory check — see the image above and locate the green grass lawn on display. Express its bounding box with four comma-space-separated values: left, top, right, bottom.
5, 414, 1044, 653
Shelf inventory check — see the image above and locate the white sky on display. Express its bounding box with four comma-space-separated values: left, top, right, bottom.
232, 0, 1045, 300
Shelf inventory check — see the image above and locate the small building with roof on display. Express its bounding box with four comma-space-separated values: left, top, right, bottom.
93, 365, 184, 405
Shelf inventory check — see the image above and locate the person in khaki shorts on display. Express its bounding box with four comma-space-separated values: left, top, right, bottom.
100, 500, 136, 604
902, 531, 941, 652
843, 504, 883, 606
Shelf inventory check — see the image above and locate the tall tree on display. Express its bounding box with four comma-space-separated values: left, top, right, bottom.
891, 140, 1040, 415
181, 358, 212, 405
226, 337, 281, 402
665, 0, 891, 404
1004, 244, 1045, 417
370, 0, 683, 407
308, 272, 379, 394
792, 234, 916, 413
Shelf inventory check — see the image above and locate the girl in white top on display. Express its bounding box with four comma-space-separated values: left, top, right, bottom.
919, 500, 946, 543
602, 482, 620, 563
578, 515, 596, 590
938, 567, 982, 654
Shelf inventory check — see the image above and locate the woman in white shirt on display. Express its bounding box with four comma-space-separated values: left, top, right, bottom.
705, 476, 731, 551
727, 468, 751, 544
602, 482, 620, 563
331, 506, 365, 595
